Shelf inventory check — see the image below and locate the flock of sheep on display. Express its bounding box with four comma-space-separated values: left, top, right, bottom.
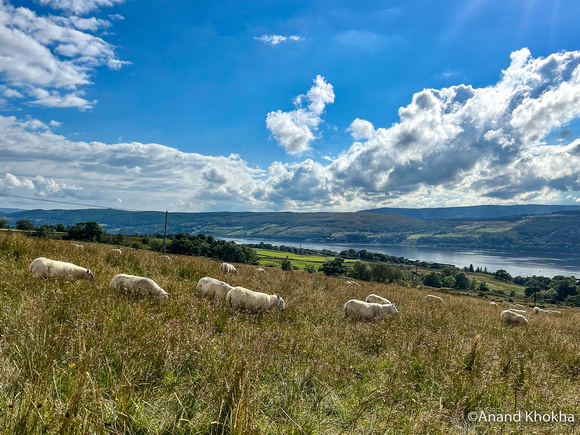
27, 249, 563, 324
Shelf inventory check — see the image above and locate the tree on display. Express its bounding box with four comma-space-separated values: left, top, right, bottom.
479, 281, 489, 292
371, 263, 403, 284
494, 269, 512, 282
524, 279, 542, 298
0, 219, 8, 229
454, 272, 469, 290
34, 225, 52, 238
423, 272, 442, 288
66, 221, 103, 242
281, 257, 293, 271
565, 295, 580, 307
319, 258, 346, 276
468, 264, 474, 272
550, 278, 578, 301
55, 223, 66, 232
15, 219, 35, 231
349, 261, 372, 281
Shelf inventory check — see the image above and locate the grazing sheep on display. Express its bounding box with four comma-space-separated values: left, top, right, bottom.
256, 267, 265, 272
159, 255, 171, 260
225, 286, 285, 313
510, 303, 526, 309
29, 257, 94, 282
344, 299, 399, 321
490, 302, 498, 306
507, 308, 527, 314
196, 277, 232, 301
425, 295, 445, 304
72, 243, 84, 249
501, 309, 529, 326
220, 263, 238, 274
534, 307, 552, 314
110, 274, 169, 301
110, 248, 122, 255
365, 294, 392, 305
346, 280, 361, 287
548, 310, 562, 315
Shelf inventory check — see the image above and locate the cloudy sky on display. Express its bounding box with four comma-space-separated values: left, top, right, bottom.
1, 0, 580, 212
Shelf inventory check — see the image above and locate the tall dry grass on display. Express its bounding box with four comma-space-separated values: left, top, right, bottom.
0, 232, 578, 434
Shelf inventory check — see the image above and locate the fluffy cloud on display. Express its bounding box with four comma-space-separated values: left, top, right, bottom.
0, 2, 127, 109
36, 0, 126, 15
254, 34, 304, 45
347, 118, 375, 140
271, 48, 580, 208
2, 49, 580, 212
266, 75, 335, 154
0, 115, 263, 211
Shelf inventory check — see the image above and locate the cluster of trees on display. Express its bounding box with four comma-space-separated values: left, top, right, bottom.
168, 233, 258, 264
422, 267, 475, 290
317, 258, 411, 286
516, 275, 579, 303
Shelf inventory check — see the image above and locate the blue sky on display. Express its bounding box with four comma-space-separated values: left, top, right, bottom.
1, 0, 580, 211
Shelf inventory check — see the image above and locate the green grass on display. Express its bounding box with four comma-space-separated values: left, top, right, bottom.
254, 248, 356, 271
0, 232, 579, 433
406, 233, 432, 240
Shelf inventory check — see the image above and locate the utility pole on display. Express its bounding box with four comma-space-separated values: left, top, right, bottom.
162, 211, 168, 254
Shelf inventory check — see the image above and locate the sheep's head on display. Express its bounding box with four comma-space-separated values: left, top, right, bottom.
86, 269, 94, 281
159, 292, 170, 302
275, 294, 285, 311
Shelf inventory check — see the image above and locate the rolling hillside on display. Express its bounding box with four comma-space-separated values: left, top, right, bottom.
2, 208, 580, 251
358, 204, 580, 219
0, 232, 578, 432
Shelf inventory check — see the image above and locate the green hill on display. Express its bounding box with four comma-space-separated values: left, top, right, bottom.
3, 208, 580, 251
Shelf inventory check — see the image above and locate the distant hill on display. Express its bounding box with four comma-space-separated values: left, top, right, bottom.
3, 207, 580, 251
0, 208, 25, 214
358, 204, 580, 219
0, 209, 429, 242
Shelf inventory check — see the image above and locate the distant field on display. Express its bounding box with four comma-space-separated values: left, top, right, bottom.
0, 232, 578, 433
255, 248, 356, 270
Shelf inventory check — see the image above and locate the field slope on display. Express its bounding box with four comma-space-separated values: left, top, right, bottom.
0, 233, 579, 433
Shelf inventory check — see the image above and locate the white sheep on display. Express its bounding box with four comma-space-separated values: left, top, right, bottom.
110, 274, 169, 301
365, 294, 392, 305
72, 243, 84, 249
425, 295, 445, 304
220, 263, 238, 274
256, 267, 265, 272
507, 308, 527, 314
501, 309, 529, 326
510, 303, 526, 309
29, 257, 94, 282
110, 248, 122, 255
159, 255, 171, 260
346, 280, 361, 287
225, 286, 285, 313
534, 307, 552, 314
548, 309, 562, 315
490, 302, 498, 306
344, 299, 399, 321
196, 277, 232, 301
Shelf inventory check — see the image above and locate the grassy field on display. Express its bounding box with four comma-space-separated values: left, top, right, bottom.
255, 248, 356, 271
0, 232, 579, 434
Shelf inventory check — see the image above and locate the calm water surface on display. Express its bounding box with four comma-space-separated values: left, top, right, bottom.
223, 237, 580, 278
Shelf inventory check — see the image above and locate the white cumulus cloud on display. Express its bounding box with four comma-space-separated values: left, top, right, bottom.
2, 49, 580, 212
36, 0, 126, 15
254, 34, 304, 45
266, 75, 335, 154
0, 2, 128, 109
